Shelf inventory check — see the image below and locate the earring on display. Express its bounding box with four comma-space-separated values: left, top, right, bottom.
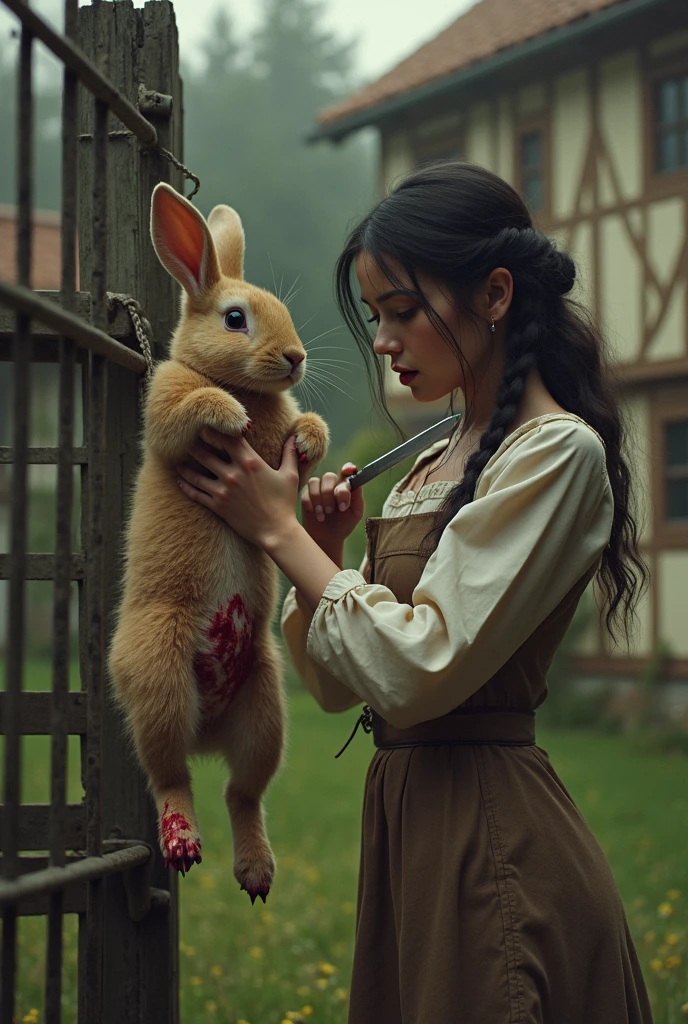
490, 317, 496, 333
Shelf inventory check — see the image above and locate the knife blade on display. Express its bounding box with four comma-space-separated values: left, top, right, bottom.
346, 413, 463, 490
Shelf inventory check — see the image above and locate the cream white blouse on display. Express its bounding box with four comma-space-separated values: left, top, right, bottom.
279, 413, 614, 729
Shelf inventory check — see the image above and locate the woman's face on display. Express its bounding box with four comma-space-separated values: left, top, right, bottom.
354, 250, 491, 404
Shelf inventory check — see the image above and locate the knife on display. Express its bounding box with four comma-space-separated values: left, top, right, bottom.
346, 413, 463, 490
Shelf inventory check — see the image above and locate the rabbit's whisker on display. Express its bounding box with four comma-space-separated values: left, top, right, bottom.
296, 312, 318, 336
305, 326, 345, 345
305, 368, 356, 402
267, 251, 279, 299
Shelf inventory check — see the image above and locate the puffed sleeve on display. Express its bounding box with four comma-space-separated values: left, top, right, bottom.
303, 419, 614, 728
279, 553, 367, 713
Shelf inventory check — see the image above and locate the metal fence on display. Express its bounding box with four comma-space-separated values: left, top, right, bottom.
0, 0, 193, 1019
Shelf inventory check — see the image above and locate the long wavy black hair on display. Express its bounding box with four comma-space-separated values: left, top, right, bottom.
335, 162, 648, 647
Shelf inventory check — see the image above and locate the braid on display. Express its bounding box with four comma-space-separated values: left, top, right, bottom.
455, 293, 542, 510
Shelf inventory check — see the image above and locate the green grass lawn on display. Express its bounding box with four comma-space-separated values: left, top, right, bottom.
3, 661, 688, 1023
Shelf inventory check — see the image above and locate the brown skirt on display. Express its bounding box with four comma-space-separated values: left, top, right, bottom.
347, 715, 654, 1024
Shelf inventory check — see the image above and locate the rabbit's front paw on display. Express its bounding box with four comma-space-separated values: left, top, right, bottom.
292, 413, 329, 467
204, 398, 251, 439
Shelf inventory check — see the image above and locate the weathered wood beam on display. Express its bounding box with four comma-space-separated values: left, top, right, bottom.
0, 693, 87, 735
0, 446, 89, 464
0, 553, 86, 581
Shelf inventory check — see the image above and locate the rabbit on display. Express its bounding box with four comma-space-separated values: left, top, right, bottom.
107, 182, 329, 903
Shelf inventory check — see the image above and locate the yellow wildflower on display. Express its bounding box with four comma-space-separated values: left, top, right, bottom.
666, 933, 680, 946
190, 976, 202, 986
341, 902, 354, 914
304, 867, 320, 883
658, 902, 674, 918
237, 1020, 252, 1024
249, 946, 263, 959
315, 978, 328, 990
681, 1003, 688, 1017
199, 873, 216, 891
667, 889, 681, 901
284, 1013, 304, 1022
644, 931, 655, 944
296, 986, 311, 997
335, 987, 348, 1000
261, 910, 275, 926
210, 964, 223, 978
665, 955, 681, 970
182, 944, 196, 957
204, 1001, 217, 1013
318, 962, 337, 976
649, 958, 663, 973
301, 1008, 314, 1018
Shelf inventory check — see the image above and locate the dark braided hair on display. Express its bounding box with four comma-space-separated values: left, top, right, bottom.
335, 162, 648, 647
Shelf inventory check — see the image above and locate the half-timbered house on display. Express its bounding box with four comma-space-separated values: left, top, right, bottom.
313, 0, 688, 701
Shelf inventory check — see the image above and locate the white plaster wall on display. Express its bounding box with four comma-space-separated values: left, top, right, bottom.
658, 552, 688, 658
623, 392, 653, 544
496, 96, 514, 184
567, 221, 594, 314
598, 50, 642, 205
382, 132, 414, 192
647, 282, 687, 361
466, 101, 495, 170
647, 198, 685, 289
552, 69, 590, 221
599, 214, 643, 362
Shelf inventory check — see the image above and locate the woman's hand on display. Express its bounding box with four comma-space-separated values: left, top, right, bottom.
301, 462, 364, 550
175, 428, 301, 549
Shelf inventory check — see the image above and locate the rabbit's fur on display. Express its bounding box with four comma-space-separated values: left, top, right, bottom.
108, 183, 329, 901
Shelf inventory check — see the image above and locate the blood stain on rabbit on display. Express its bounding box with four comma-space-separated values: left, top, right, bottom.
194, 593, 254, 717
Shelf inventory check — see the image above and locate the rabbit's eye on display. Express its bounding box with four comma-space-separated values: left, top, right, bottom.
224, 308, 247, 331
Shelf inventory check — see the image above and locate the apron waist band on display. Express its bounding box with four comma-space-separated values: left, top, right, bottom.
371, 707, 536, 748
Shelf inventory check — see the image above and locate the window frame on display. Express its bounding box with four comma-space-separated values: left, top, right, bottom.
514, 113, 551, 225
651, 393, 688, 548
644, 53, 688, 200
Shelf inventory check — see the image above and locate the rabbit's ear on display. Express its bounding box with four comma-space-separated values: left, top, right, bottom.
207, 205, 245, 280
150, 183, 221, 298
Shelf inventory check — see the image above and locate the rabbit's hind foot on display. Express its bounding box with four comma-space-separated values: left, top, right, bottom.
160, 799, 203, 876
234, 847, 274, 905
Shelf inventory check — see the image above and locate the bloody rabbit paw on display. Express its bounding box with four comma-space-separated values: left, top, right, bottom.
160, 801, 202, 876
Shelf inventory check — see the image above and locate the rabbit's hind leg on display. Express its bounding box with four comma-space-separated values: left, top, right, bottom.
216, 630, 285, 903
109, 601, 204, 875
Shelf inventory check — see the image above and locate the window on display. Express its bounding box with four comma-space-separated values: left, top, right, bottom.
519, 130, 545, 212
665, 419, 688, 522
655, 72, 688, 174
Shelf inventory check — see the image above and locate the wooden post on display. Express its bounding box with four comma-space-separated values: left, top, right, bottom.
76, 3, 183, 1020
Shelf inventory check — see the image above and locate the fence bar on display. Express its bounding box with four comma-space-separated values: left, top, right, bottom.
0, 846, 151, 906
1, 0, 158, 147
0, 447, 88, 465
1, 15, 34, 1024
0, 281, 147, 373
82, 90, 108, 1024
45, 0, 80, 1014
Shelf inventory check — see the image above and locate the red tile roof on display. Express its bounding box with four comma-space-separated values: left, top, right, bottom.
318, 0, 626, 127
0, 205, 64, 290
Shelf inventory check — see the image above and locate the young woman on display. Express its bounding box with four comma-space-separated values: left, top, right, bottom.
176, 163, 653, 1023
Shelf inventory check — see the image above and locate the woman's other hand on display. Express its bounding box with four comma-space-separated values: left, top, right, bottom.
301, 462, 364, 552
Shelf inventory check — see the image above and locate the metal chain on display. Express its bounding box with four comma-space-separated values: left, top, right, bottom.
77, 132, 201, 199
109, 293, 156, 402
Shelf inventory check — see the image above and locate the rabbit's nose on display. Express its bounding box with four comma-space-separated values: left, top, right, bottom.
285, 353, 305, 370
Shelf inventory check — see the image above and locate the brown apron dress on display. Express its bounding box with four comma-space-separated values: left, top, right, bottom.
345, 509, 654, 1024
